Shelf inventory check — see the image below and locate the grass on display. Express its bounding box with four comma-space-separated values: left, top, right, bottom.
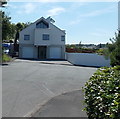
2, 54, 12, 63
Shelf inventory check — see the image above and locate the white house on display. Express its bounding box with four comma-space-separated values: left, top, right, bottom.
19, 17, 66, 59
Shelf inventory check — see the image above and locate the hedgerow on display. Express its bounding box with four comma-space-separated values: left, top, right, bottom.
84, 66, 120, 119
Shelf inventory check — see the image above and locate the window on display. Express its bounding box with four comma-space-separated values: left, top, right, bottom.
24, 35, 30, 40
36, 21, 49, 28
43, 34, 49, 40
61, 36, 65, 41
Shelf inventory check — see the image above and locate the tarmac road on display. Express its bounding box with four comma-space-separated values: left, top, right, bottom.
2, 59, 97, 117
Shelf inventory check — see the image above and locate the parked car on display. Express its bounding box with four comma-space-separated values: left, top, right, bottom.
2, 43, 10, 54
4, 49, 9, 54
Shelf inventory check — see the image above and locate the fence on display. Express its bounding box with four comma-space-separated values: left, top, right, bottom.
66, 53, 110, 67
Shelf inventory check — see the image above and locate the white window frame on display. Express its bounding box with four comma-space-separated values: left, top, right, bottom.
61, 35, 65, 41
43, 34, 49, 40
24, 35, 30, 40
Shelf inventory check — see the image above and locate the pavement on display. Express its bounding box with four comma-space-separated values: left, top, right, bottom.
33, 90, 87, 117
13, 58, 73, 66
2, 59, 97, 117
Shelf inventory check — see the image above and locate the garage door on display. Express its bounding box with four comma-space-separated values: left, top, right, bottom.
49, 47, 61, 59
22, 47, 34, 58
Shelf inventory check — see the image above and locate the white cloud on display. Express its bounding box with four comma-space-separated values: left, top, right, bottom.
80, 6, 115, 17
17, 3, 37, 14
69, 2, 87, 10
24, 3, 36, 14
69, 5, 116, 25
47, 7, 65, 16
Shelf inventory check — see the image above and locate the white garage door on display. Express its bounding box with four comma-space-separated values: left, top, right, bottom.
50, 47, 61, 59
22, 47, 34, 58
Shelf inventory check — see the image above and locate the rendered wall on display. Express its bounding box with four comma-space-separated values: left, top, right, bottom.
34, 24, 65, 46
66, 53, 110, 67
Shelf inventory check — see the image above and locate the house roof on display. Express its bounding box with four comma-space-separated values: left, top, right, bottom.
20, 17, 65, 34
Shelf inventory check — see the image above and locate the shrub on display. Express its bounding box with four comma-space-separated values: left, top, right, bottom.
96, 48, 105, 55
106, 33, 120, 66
2, 54, 11, 62
83, 66, 120, 119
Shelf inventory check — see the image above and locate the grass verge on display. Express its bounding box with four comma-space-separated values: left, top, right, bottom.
2, 54, 12, 63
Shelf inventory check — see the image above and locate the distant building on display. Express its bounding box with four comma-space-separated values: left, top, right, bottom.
82, 44, 96, 49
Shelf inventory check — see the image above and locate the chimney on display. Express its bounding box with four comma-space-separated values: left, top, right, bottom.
46, 16, 55, 23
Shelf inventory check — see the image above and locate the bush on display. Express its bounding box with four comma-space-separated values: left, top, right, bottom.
2, 54, 11, 62
83, 66, 120, 119
96, 48, 105, 55
106, 33, 120, 66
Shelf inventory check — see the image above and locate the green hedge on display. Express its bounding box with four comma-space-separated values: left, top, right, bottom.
84, 66, 120, 119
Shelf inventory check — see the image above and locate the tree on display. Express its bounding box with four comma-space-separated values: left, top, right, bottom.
2, 11, 30, 43
14, 22, 31, 42
14, 22, 31, 52
79, 41, 82, 49
106, 32, 120, 66
2, 11, 16, 42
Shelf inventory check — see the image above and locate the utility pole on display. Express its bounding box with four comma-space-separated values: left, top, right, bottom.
118, 1, 120, 33
0, 0, 7, 7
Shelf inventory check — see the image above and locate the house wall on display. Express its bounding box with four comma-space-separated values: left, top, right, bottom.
19, 18, 65, 59
19, 23, 36, 45
19, 21, 65, 46
34, 24, 65, 46
66, 53, 110, 67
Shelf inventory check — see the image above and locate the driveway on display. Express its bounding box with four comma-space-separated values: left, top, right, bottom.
2, 59, 97, 117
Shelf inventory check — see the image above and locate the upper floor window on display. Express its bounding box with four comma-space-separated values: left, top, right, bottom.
24, 35, 30, 40
36, 20, 49, 28
43, 34, 49, 40
61, 35, 65, 41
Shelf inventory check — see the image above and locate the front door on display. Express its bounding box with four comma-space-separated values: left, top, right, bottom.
38, 46, 47, 59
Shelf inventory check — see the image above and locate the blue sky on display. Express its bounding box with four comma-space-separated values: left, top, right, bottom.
2, 1, 118, 44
